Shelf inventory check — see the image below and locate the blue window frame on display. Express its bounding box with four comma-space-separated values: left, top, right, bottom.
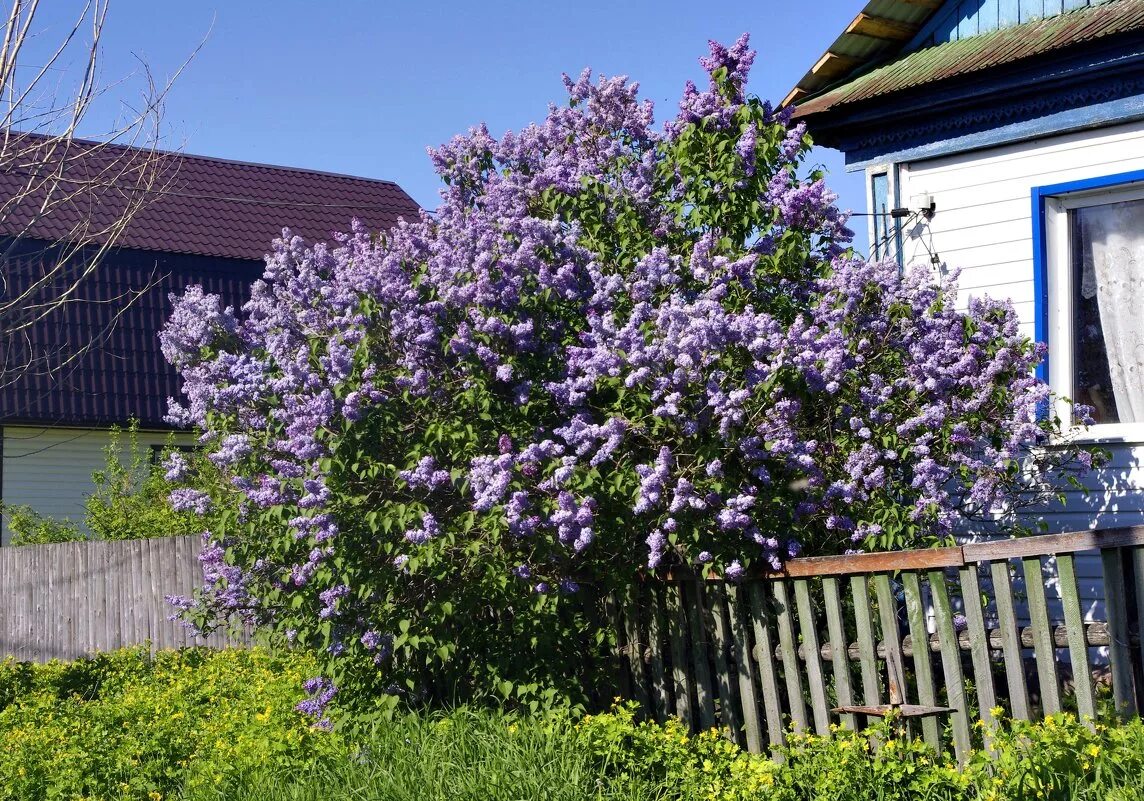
1031, 167, 1144, 436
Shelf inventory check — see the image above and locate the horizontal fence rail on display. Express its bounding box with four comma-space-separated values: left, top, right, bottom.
615, 527, 1144, 762
0, 535, 245, 661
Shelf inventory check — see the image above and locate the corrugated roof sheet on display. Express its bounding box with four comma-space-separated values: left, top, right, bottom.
0, 245, 263, 427
0, 137, 421, 262
794, 0, 1144, 117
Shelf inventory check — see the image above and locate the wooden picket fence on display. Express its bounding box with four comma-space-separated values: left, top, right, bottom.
0, 535, 245, 661
612, 527, 1144, 761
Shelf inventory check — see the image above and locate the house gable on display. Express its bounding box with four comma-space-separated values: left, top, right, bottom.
791, 0, 1144, 169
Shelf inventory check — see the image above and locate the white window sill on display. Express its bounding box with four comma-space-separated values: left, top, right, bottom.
1061, 424, 1144, 447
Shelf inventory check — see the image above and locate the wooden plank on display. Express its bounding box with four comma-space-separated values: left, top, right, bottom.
30, 545, 44, 662
1056, 554, 1095, 721
46, 544, 59, 661
685, 580, 717, 729
91, 541, 109, 653
999, 0, 1020, 27
645, 585, 670, 722
665, 583, 694, 726
772, 580, 809, 733
989, 560, 1030, 719
747, 583, 785, 749
849, 576, 882, 707
1019, 0, 1045, 24
963, 528, 1144, 563
1021, 556, 1061, 715
1134, 546, 1144, 716
775, 546, 964, 579
901, 572, 941, 749
178, 535, 198, 648
793, 579, 830, 734
844, 12, 920, 40
958, 564, 998, 737
821, 577, 856, 731
928, 570, 972, 763
708, 585, 742, 743
726, 585, 764, 754
70, 542, 83, 656
872, 575, 906, 704
0, 548, 9, 657
1100, 547, 1137, 719
140, 538, 155, 652
605, 592, 632, 702
810, 51, 865, 80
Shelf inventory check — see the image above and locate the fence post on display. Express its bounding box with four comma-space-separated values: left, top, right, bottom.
772, 580, 809, 733
747, 583, 786, 750
849, 575, 882, 708
929, 569, 971, 763
958, 563, 998, 738
1021, 556, 1061, 715
726, 585, 764, 753
1101, 546, 1138, 719
821, 576, 856, 732
989, 560, 1031, 720
1056, 554, 1095, 721
665, 582, 694, 726
901, 572, 941, 749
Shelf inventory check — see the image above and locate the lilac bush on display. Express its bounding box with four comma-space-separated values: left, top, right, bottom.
162, 35, 1093, 709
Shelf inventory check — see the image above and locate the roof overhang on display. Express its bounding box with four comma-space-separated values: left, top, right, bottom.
781, 0, 944, 107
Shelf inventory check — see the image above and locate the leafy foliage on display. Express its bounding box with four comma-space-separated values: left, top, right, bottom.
1, 503, 84, 546
1, 656, 1139, 801
161, 35, 1097, 711
0, 647, 331, 801
85, 426, 214, 542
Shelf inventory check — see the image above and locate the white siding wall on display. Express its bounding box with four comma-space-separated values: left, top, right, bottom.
895, 120, 1144, 622
1, 426, 194, 545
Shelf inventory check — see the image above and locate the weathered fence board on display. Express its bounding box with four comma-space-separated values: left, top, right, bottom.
0, 535, 245, 661
613, 527, 1144, 762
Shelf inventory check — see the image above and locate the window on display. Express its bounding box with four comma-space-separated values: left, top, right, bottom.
871, 171, 891, 261
1040, 175, 1144, 440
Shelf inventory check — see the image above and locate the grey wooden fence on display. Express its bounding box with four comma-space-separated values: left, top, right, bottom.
0, 535, 243, 661
614, 527, 1144, 762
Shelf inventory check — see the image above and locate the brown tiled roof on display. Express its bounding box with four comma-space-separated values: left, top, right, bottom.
794, 0, 1144, 119
0, 137, 421, 261
0, 138, 421, 427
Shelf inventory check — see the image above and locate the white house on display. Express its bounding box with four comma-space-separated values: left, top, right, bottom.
786, 0, 1144, 620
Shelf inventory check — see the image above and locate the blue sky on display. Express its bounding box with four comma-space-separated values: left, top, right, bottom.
34, 0, 869, 250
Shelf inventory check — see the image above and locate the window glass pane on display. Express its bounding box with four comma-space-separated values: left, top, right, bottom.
1070, 199, 1144, 424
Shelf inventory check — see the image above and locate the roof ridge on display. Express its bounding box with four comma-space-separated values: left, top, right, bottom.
11, 130, 406, 189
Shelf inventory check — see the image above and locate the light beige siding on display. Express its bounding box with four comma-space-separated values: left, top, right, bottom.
1, 426, 193, 544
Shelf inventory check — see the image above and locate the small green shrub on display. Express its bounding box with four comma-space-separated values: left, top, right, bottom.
1, 503, 85, 546
85, 425, 214, 542
0, 647, 329, 801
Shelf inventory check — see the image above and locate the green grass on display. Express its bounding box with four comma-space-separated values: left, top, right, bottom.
189, 708, 664, 801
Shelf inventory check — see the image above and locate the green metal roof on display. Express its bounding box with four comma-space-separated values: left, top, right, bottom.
793, 0, 1144, 119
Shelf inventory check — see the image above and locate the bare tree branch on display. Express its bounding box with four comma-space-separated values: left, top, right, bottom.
0, 0, 197, 389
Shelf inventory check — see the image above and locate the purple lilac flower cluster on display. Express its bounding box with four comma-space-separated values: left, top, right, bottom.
161, 34, 1092, 684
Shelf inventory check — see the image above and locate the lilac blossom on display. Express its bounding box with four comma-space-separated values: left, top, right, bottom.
159, 33, 1096, 701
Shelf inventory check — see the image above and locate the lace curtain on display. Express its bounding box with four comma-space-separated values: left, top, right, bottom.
1078, 200, 1144, 424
